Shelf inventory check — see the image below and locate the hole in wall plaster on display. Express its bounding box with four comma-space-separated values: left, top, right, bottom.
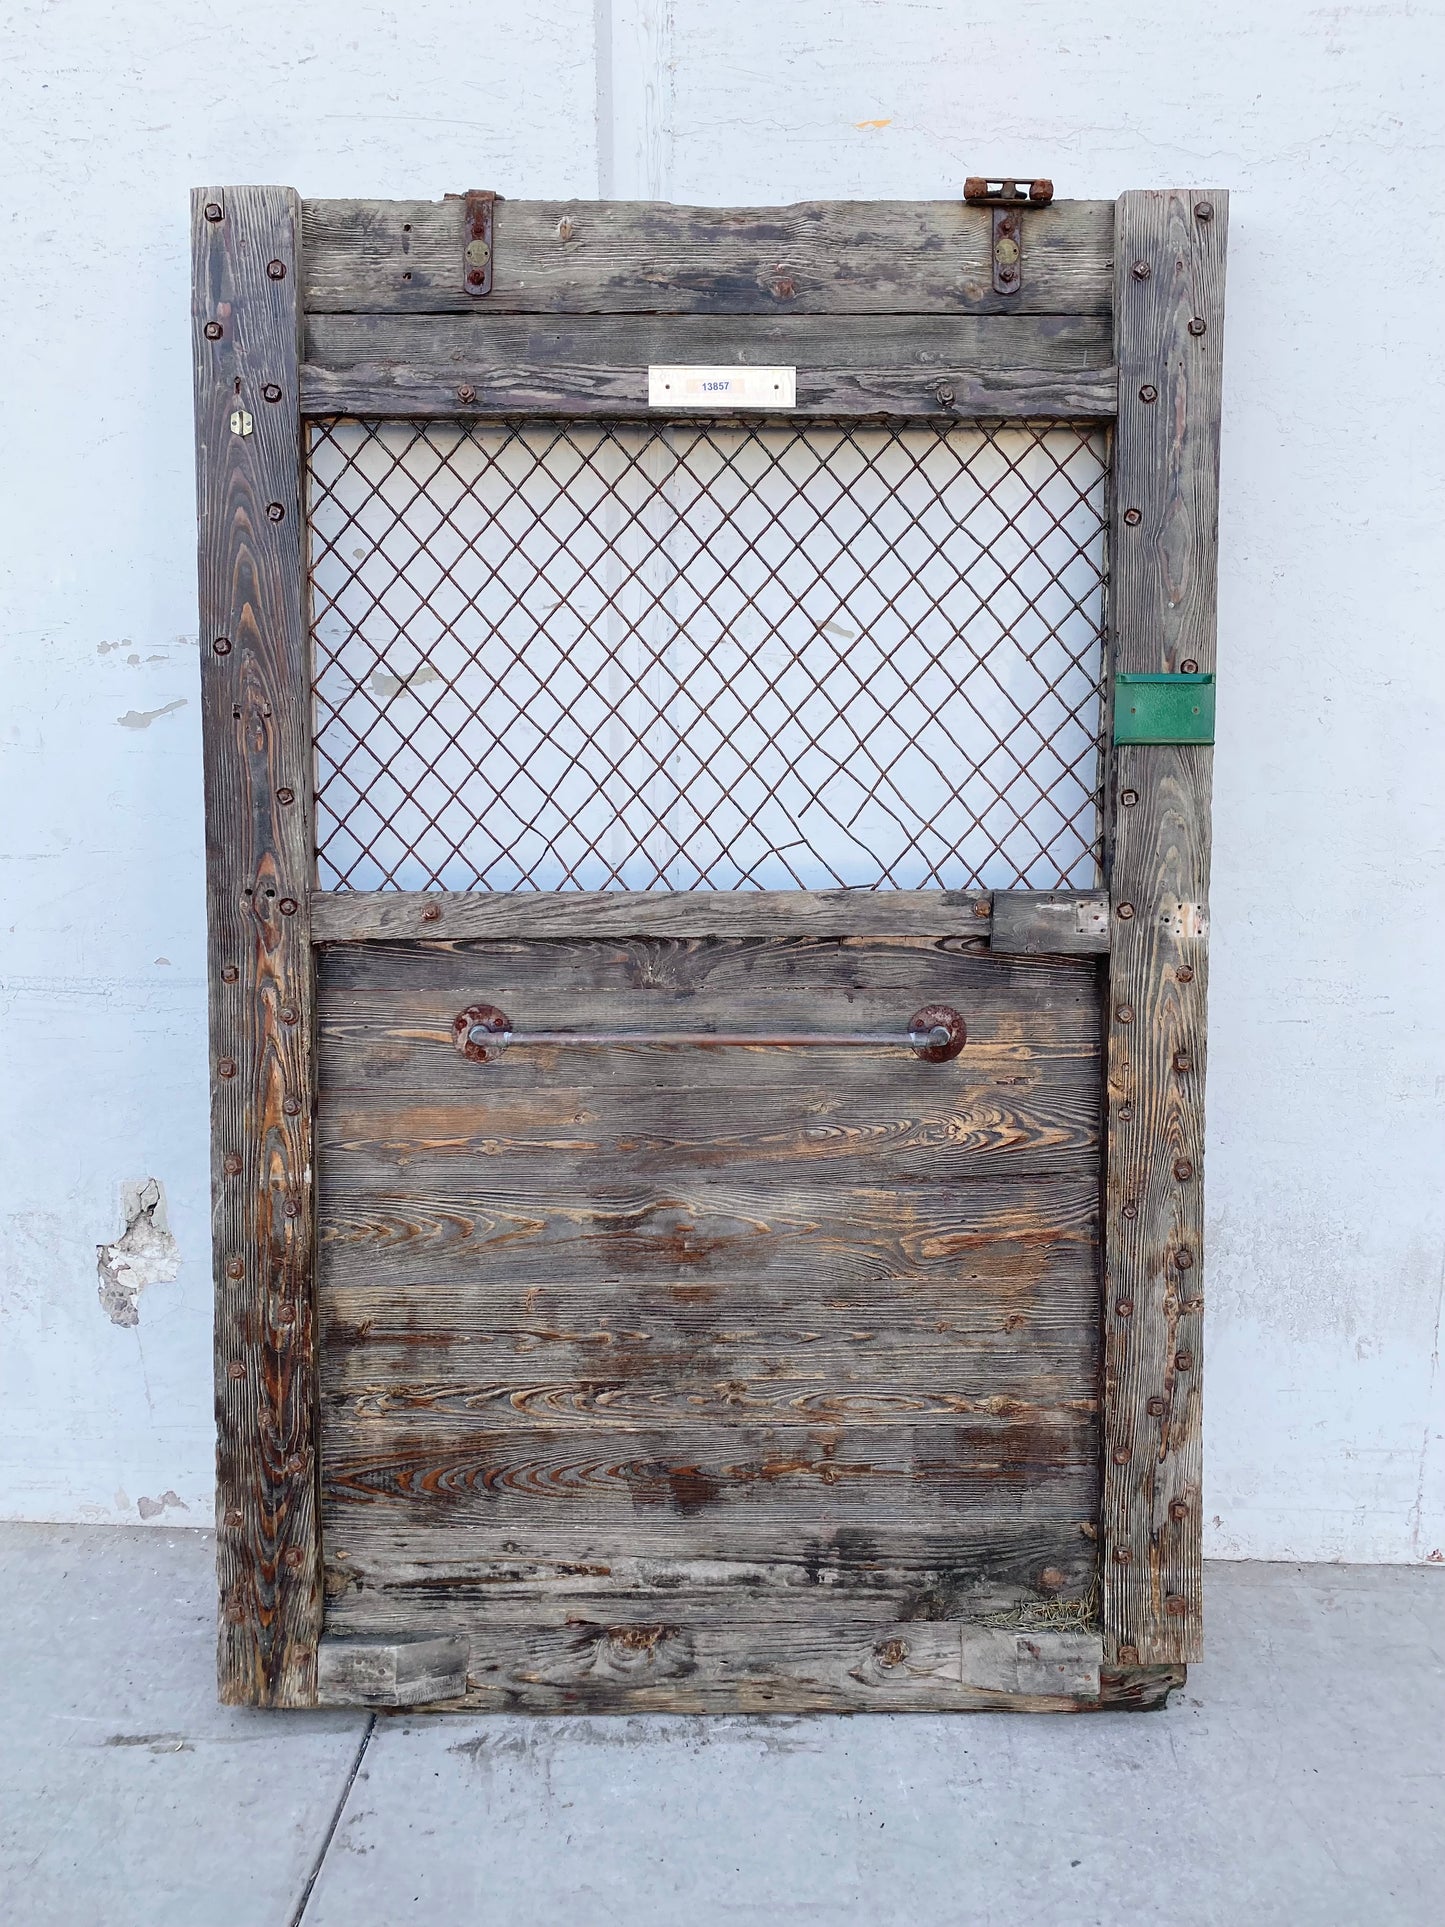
96, 1179, 180, 1327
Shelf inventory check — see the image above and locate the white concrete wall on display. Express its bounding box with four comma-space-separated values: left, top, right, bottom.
2, 0, 1441, 1564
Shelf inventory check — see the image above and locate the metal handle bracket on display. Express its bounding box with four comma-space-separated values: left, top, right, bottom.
452, 1003, 966, 1065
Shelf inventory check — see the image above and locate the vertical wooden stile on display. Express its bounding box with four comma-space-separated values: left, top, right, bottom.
1102, 189, 1228, 1665
192, 185, 322, 1705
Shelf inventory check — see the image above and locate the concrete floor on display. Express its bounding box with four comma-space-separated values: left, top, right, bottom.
0, 1525, 1439, 1927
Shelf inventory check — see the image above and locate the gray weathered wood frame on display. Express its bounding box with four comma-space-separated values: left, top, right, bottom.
194, 185, 1224, 1706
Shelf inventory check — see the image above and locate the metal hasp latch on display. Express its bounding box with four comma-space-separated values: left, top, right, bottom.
963, 177, 1054, 295
1113, 672, 1216, 745
452, 1003, 968, 1064
458, 188, 496, 296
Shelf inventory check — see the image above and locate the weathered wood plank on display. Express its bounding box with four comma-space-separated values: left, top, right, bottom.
302, 198, 1115, 318
316, 1633, 468, 1707
1102, 190, 1227, 1668
310, 888, 997, 942
991, 891, 1111, 956
193, 186, 321, 1708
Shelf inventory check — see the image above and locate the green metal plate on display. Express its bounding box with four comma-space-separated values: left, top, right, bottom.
1113, 673, 1215, 745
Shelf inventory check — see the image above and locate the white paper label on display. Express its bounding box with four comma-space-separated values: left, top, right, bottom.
648, 366, 797, 410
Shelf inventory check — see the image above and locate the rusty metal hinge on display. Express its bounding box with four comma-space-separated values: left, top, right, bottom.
447, 189, 497, 297
963, 177, 1054, 296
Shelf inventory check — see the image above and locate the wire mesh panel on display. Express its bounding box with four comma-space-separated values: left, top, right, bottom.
307, 418, 1108, 893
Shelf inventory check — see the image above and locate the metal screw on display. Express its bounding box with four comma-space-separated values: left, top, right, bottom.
266, 259, 287, 280
421, 903, 442, 922
1180, 658, 1199, 674
1112, 1446, 1132, 1465
467, 268, 485, 287
1118, 1104, 1134, 1123
279, 897, 298, 916
1173, 1048, 1193, 1073
456, 384, 477, 404
222, 1152, 242, 1175
204, 202, 223, 222
277, 1303, 296, 1326
225, 1508, 244, 1528
1176, 1247, 1195, 1269
280, 1008, 299, 1028
1116, 901, 1135, 920
1120, 787, 1139, 808
217, 1057, 237, 1079
1147, 1395, 1168, 1417
1169, 1499, 1189, 1522
1131, 260, 1151, 281
220, 964, 239, 984
226, 1257, 244, 1280
1194, 201, 1214, 222
1165, 1594, 1189, 1617
1115, 1297, 1134, 1317
283, 1546, 304, 1569
1188, 317, 1207, 337
212, 636, 232, 655
1176, 965, 1194, 983
1139, 383, 1158, 404
1175, 1349, 1195, 1371
972, 898, 992, 919
1116, 1004, 1134, 1024
1123, 507, 1141, 526
204, 321, 223, 341
276, 787, 295, 806
263, 383, 283, 403
266, 502, 285, 522
934, 382, 956, 407
1122, 1202, 1138, 1220
1173, 1158, 1194, 1181
283, 1199, 299, 1218
226, 1366, 245, 1385
1113, 1546, 1132, 1564
282, 1096, 301, 1116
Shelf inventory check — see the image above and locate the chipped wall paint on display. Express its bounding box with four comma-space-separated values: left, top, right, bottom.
96, 1180, 181, 1328
1, 0, 1441, 1562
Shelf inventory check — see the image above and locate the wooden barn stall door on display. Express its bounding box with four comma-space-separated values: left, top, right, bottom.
193, 187, 1226, 1711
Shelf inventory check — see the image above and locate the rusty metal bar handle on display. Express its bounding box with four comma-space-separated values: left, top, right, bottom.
453, 1003, 966, 1064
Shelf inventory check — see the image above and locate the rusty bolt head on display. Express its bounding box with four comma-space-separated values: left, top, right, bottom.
217, 1056, 237, 1079
934, 382, 956, 407
1194, 201, 1214, 222
1116, 1004, 1134, 1024
1165, 1594, 1189, 1617
280, 1006, 299, 1025
973, 897, 992, 918
1139, 383, 1159, 404
421, 902, 442, 922
283, 1199, 299, 1218
266, 502, 285, 522
1173, 1048, 1193, 1073
225, 1507, 244, 1527
283, 1546, 304, 1570
276, 787, 295, 806
1123, 507, 1142, 527
282, 1096, 302, 1117
279, 896, 298, 916
1131, 260, 1152, 280
226, 1363, 246, 1382
456, 384, 477, 404
1181, 658, 1200, 674
773, 276, 797, 300
1174, 1158, 1195, 1182
467, 268, 485, 287
1169, 1498, 1190, 1522
262, 383, 283, 403
204, 321, 223, 341
1116, 901, 1135, 920
203, 202, 224, 222
222, 1152, 242, 1175
277, 1302, 295, 1326
875, 1637, 908, 1669
1118, 1643, 1140, 1665
285, 1454, 304, 1475
1176, 965, 1194, 983
266, 259, 287, 280
1038, 1566, 1065, 1591
212, 635, 232, 655
1147, 1395, 1168, 1417
1122, 1202, 1138, 1221
1118, 1104, 1134, 1122
1175, 1247, 1195, 1269
1175, 1349, 1195, 1371
225, 1257, 244, 1280
220, 963, 239, 984
1115, 1297, 1135, 1317
1112, 1546, 1132, 1564
1120, 787, 1139, 808
1188, 317, 1207, 337
1112, 1445, 1132, 1465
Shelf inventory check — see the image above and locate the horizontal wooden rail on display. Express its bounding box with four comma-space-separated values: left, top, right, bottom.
308, 888, 1110, 950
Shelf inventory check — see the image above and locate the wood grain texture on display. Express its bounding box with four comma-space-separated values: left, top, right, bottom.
1102, 191, 1227, 1667
310, 887, 996, 942
990, 891, 1111, 956
316, 1633, 468, 1707
194, 187, 322, 1707
301, 198, 1114, 318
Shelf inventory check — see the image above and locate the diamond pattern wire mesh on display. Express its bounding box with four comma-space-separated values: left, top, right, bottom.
307, 417, 1109, 893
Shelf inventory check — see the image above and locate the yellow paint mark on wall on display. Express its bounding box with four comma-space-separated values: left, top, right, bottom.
854, 118, 892, 130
